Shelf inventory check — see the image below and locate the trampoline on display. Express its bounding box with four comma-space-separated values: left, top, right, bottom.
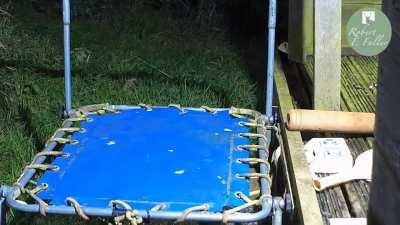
0, 0, 287, 224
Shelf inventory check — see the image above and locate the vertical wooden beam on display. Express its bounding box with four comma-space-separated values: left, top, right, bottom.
314, 0, 342, 110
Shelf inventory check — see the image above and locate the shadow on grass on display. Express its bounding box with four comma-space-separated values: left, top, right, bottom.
0, 58, 232, 107
108, 71, 232, 107
17, 104, 43, 150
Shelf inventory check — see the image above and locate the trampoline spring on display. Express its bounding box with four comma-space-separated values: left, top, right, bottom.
236, 158, 270, 166
45, 137, 79, 146
138, 103, 152, 111
29, 183, 48, 195
230, 113, 245, 118
14, 183, 49, 216
150, 203, 167, 211
222, 197, 263, 223
238, 121, 263, 127
34, 196, 48, 216
266, 125, 280, 134
66, 197, 90, 220
62, 116, 92, 126
25, 164, 60, 172
28, 180, 37, 185
110, 200, 143, 225
78, 103, 119, 115
56, 127, 86, 134
239, 133, 268, 142
229, 107, 257, 117
200, 105, 217, 114
96, 108, 120, 115
175, 204, 209, 223
250, 189, 261, 197
235, 173, 271, 180
33, 151, 70, 162
114, 211, 143, 225
234, 192, 252, 203
236, 144, 266, 151
110, 200, 133, 211
168, 104, 187, 113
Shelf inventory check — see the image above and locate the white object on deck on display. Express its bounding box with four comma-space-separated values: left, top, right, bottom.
304, 138, 353, 174
314, 150, 373, 191
329, 218, 367, 225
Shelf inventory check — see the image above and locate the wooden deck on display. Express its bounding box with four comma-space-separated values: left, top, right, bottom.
276, 55, 378, 225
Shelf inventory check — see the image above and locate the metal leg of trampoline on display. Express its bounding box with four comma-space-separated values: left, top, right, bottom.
265, 0, 277, 122
63, 0, 72, 114
0, 187, 7, 225
272, 197, 284, 225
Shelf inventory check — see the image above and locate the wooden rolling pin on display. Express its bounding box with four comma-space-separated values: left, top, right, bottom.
287, 109, 375, 134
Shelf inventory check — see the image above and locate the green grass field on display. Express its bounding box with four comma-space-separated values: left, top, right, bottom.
0, 3, 257, 225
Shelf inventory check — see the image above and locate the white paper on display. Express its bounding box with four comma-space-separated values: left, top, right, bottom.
304, 138, 353, 174
329, 218, 367, 225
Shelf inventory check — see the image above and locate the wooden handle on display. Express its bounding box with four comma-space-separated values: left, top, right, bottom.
287, 109, 375, 134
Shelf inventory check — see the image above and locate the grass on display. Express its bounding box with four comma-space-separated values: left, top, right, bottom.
0, 4, 257, 225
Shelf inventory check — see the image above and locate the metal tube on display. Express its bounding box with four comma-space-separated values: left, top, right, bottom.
7, 186, 268, 222
148, 200, 273, 222
63, 0, 72, 113
272, 201, 283, 225
6, 195, 272, 223
265, 0, 277, 121
259, 130, 272, 194
0, 188, 6, 225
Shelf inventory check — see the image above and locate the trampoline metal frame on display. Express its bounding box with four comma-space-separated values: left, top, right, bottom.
1, 106, 283, 224
0, 0, 283, 223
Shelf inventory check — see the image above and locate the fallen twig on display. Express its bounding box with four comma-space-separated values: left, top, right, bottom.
0, 8, 12, 17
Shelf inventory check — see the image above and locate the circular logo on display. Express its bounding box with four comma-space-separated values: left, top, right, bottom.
346, 8, 392, 56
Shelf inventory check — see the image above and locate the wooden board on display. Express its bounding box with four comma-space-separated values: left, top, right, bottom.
300, 55, 377, 223
274, 57, 324, 225
313, 0, 342, 110
304, 56, 378, 113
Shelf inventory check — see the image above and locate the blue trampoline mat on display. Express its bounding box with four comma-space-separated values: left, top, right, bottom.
37, 107, 252, 212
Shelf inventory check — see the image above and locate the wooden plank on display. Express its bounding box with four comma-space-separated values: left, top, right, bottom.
298, 55, 376, 221
275, 57, 324, 225
304, 56, 378, 112
313, 0, 342, 110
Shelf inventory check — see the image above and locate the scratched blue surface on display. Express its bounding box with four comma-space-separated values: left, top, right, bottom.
37, 107, 251, 212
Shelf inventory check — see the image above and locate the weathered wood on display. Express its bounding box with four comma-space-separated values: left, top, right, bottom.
288, 0, 382, 62
304, 56, 378, 112
299, 56, 376, 222
342, 138, 371, 217
313, 0, 342, 110
274, 57, 324, 225
288, 0, 313, 62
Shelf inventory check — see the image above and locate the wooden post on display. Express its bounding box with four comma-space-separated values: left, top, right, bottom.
314, 0, 342, 110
